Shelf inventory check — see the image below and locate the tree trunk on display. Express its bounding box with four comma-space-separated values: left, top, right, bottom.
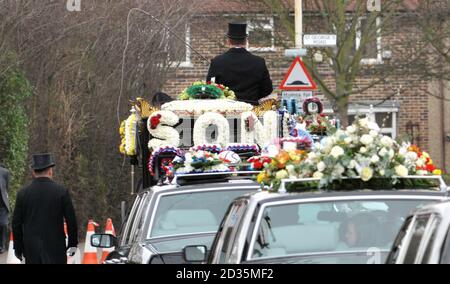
333, 95, 349, 128
334, 72, 351, 128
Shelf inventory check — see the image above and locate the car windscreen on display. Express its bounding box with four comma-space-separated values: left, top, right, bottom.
250, 199, 437, 264
149, 189, 253, 238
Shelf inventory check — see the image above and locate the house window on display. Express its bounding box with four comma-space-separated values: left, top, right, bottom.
325, 102, 398, 138
165, 24, 192, 68
356, 17, 382, 64
348, 111, 397, 138
247, 17, 275, 52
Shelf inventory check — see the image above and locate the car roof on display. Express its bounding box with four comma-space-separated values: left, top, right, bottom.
409, 201, 450, 221
240, 189, 449, 206
148, 179, 260, 195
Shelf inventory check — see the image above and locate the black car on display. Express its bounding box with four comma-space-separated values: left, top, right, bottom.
184, 176, 450, 264
91, 172, 259, 264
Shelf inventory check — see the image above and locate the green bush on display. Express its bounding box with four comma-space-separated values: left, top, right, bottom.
0, 53, 33, 208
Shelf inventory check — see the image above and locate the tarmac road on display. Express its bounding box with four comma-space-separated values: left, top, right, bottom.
0, 242, 102, 264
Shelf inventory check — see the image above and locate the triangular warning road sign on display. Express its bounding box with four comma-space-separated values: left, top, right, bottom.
279, 57, 317, 91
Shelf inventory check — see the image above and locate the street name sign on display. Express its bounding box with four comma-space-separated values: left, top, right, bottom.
303, 34, 337, 47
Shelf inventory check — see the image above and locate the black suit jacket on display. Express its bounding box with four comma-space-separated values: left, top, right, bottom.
12, 177, 78, 264
0, 167, 9, 211
206, 48, 273, 105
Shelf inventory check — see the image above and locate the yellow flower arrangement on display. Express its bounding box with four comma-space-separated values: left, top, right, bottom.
257, 150, 307, 190
124, 111, 140, 156
119, 120, 126, 155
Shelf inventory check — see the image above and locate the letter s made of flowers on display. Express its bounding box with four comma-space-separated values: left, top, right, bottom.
147, 111, 180, 150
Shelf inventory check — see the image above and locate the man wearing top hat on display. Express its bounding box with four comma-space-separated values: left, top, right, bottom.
12, 153, 78, 264
206, 22, 273, 105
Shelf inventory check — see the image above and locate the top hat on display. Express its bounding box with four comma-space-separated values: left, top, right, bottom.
227, 23, 248, 40
31, 153, 55, 171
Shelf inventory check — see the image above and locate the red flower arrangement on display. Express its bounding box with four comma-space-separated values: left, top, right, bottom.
247, 156, 272, 170
150, 114, 162, 130
408, 145, 439, 174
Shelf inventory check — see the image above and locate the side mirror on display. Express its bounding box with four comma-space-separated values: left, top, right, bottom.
183, 245, 207, 263
91, 234, 117, 248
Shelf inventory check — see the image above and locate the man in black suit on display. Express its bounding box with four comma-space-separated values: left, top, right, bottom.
12, 153, 78, 264
206, 23, 273, 105
0, 163, 10, 254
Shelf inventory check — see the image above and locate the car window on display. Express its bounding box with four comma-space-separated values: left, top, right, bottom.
121, 193, 147, 245
420, 215, 440, 264
386, 216, 414, 264
249, 199, 435, 263
213, 199, 248, 264
403, 214, 432, 264
149, 189, 252, 239
440, 227, 450, 264
129, 193, 151, 243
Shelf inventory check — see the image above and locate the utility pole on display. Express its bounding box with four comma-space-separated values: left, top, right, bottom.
295, 0, 303, 48
285, 0, 307, 57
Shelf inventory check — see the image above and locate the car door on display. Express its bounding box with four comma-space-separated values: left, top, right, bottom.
105, 191, 149, 262
392, 213, 437, 264
209, 198, 249, 264
439, 226, 450, 264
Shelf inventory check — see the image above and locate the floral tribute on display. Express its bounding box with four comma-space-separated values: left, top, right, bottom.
148, 146, 183, 176
298, 114, 335, 135
226, 144, 260, 155
280, 136, 313, 151
400, 144, 442, 176
299, 97, 337, 135
119, 120, 126, 155
296, 118, 441, 189
190, 144, 222, 154
247, 156, 272, 170
173, 150, 230, 174
119, 109, 140, 156
256, 150, 307, 189
178, 81, 236, 101
147, 111, 180, 150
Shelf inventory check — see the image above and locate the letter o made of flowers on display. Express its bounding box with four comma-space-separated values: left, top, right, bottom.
148, 111, 180, 150
194, 112, 230, 147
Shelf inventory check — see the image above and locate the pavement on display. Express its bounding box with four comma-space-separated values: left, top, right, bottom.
0, 242, 103, 264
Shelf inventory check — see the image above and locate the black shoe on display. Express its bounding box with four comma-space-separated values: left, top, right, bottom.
0, 248, 5, 254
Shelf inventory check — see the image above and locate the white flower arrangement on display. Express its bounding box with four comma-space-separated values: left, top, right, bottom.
124, 109, 140, 156
147, 111, 180, 150
299, 118, 407, 187
193, 112, 230, 147
162, 99, 253, 116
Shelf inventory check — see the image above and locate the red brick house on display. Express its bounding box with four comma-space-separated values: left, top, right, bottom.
162, 0, 450, 172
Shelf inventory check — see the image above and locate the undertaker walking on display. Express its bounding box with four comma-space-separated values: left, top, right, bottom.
12, 153, 78, 264
206, 22, 273, 105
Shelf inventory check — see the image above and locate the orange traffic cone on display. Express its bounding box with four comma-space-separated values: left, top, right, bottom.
100, 218, 116, 263
82, 220, 99, 264
7, 232, 21, 264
